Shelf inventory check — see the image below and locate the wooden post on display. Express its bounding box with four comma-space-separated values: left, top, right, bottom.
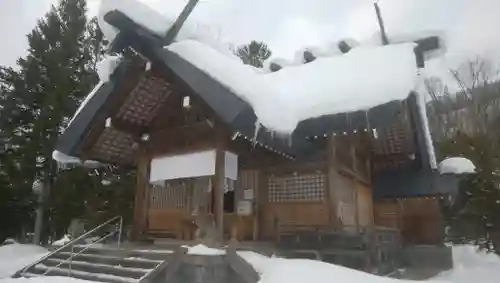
354, 180, 360, 232
325, 136, 335, 224
257, 170, 268, 240
131, 149, 150, 241
213, 149, 225, 242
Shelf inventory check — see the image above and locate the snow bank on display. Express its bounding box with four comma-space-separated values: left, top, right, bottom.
182, 244, 225, 255
237, 251, 445, 283
433, 245, 500, 283
0, 277, 91, 283
96, 55, 121, 82
439, 157, 476, 174
167, 40, 418, 133
0, 244, 47, 278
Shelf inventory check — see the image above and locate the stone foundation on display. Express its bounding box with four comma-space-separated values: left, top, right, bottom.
144, 246, 259, 283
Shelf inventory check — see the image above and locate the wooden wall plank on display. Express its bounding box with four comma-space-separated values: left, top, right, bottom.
131, 149, 150, 241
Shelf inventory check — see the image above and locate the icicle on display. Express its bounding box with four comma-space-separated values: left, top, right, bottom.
253, 120, 261, 147
287, 135, 293, 147
105, 117, 112, 128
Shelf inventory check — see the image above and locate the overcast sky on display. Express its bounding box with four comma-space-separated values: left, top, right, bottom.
2, 0, 500, 83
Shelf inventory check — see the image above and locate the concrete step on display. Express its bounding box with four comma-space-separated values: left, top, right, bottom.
52, 252, 162, 269
70, 245, 175, 261
43, 258, 152, 279
30, 264, 137, 283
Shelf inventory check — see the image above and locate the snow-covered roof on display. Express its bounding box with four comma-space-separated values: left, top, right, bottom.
97, 0, 235, 58
56, 0, 445, 170
167, 40, 419, 133
439, 157, 476, 174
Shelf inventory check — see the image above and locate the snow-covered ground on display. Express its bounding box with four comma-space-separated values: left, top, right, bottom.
0, 242, 47, 278
0, 243, 499, 283
433, 245, 500, 283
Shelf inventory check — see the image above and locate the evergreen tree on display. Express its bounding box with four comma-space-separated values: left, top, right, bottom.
235, 40, 272, 68
0, 0, 103, 243
439, 132, 500, 253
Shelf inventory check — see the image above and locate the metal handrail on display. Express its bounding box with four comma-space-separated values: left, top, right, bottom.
17, 215, 123, 277
43, 230, 117, 276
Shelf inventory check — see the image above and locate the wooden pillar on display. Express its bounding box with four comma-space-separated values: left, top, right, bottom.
257, 169, 268, 240
131, 149, 149, 241
325, 136, 335, 224
213, 126, 227, 242
354, 183, 360, 232
213, 149, 225, 241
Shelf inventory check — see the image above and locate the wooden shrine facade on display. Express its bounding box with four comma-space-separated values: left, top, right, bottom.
54, 10, 457, 249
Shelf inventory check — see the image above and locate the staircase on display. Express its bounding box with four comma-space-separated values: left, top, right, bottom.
18, 245, 173, 283
13, 216, 175, 283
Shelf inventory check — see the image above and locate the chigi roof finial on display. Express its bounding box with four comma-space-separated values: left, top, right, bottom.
374, 1, 389, 46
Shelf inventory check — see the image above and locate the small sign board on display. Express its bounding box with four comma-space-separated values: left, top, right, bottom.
243, 188, 254, 200
237, 200, 252, 216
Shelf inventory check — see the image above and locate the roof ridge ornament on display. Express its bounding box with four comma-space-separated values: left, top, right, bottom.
163, 0, 200, 45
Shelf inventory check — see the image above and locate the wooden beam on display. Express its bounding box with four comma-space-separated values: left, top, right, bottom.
110, 118, 146, 138
131, 148, 150, 241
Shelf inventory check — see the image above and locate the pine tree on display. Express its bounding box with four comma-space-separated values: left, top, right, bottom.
0, 0, 136, 243
235, 41, 272, 68
0, 0, 101, 243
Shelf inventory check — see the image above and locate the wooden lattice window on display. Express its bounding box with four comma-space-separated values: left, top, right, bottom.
268, 173, 325, 202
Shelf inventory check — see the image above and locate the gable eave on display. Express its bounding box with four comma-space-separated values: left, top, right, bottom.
55, 60, 134, 160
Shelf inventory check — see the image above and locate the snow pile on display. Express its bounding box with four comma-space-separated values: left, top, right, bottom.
52, 235, 71, 246
439, 157, 476, 174
0, 244, 47, 278
182, 244, 225, 255
167, 40, 418, 133
237, 251, 443, 283
96, 55, 121, 82
433, 245, 500, 283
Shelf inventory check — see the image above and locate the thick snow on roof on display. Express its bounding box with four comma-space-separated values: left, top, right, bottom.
439, 157, 476, 174
167, 40, 419, 133
52, 150, 101, 167
97, 0, 235, 58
